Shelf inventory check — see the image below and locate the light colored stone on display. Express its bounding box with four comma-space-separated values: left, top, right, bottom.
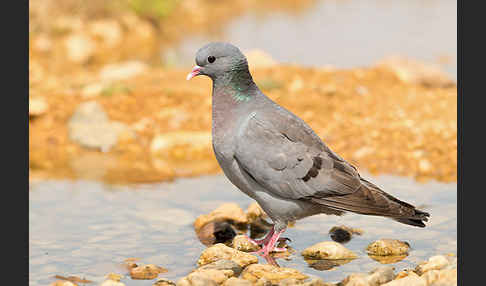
421, 268, 456, 286
366, 266, 395, 286
100, 280, 126, 286
301, 241, 358, 260
150, 131, 212, 157
68, 101, 133, 152
198, 259, 243, 277
418, 159, 432, 173
415, 255, 449, 275
232, 235, 260, 252
382, 275, 426, 286
241, 264, 308, 284
89, 20, 122, 47
65, 33, 95, 63
33, 34, 52, 53
177, 269, 230, 286
197, 243, 258, 268
245, 202, 268, 224
342, 267, 395, 286
377, 57, 455, 88
223, 277, 252, 286
366, 239, 410, 256
130, 264, 167, 280
99, 61, 147, 81
189, 269, 233, 284
194, 203, 248, 233
81, 82, 105, 98
301, 277, 330, 286
50, 281, 77, 286
29, 96, 48, 117
289, 77, 304, 92
153, 278, 176, 286
341, 273, 369, 286
105, 273, 123, 281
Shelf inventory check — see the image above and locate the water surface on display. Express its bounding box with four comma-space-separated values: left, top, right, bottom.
30, 173, 456, 285
167, 0, 457, 78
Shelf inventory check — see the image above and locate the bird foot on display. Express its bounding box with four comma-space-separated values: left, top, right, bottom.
245, 234, 290, 246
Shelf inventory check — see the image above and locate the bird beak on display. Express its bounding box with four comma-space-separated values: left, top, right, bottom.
187, 65, 202, 80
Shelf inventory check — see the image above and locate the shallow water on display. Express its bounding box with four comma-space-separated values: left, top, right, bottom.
30, 173, 456, 285
167, 0, 457, 79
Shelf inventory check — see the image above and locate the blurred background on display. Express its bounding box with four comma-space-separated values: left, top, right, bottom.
29, 0, 457, 184
29, 1, 457, 285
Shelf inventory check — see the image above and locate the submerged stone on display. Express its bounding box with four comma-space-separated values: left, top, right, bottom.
366, 239, 410, 256
302, 241, 358, 260
197, 243, 258, 268
241, 264, 308, 284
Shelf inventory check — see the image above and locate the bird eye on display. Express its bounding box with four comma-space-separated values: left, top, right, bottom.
207, 56, 216, 63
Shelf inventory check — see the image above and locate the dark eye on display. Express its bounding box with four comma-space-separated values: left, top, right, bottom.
207, 56, 216, 63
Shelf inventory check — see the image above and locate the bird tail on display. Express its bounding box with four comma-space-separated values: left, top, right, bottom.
311, 178, 430, 227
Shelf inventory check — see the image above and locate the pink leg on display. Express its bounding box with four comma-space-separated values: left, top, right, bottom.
258, 229, 287, 256
245, 227, 274, 246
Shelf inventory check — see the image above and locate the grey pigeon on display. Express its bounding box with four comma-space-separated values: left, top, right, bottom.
187, 42, 430, 256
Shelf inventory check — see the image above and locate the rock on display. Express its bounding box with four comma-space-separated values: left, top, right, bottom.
377, 57, 455, 88
64, 33, 95, 63
177, 269, 232, 286
223, 277, 252, 286
418, 159, 432, 173
68, 101, 133, 152
415, 255, 450, 275
129, 264, 167, 280
302, 277, 332, 286
197, 243, 258, 268
244, 49, 277, 68
100, 280, 126, 286
381, 275, 426, 286
153, 278, 176, 286
99, 61, 147, 82
105, 273, 123, 281
198, 259, 243, 277
29, 96, 48, 117
329, 225, 362, 243
232, 235, 260, 252
289, 77, 304, 92
301, 241, 358, 260
421, 268, 457, 286
245, 202, 268, 224
278, 277, 330, 286
341, 266, 394, 286
176, 272, 218, 286
394, 269, 418, 280
196, 221, 237, 246
150, 131, 212, 158
366, 239, 410, 256
81, 82, 105, 98
88, 20, 122, 47
241, 264, 308, 284
366, 266, 395, 286
51, 280, 81, 286
341, 273, 369, 286
33, 34, 52, 53
194, 203, 248, 233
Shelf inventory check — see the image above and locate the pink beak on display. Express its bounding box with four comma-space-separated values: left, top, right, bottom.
186, 65, 202, 80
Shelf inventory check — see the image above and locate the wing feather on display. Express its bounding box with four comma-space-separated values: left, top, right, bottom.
235, 112, 361, 200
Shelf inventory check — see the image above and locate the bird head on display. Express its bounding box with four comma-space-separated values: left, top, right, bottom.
187, 42, 249, 81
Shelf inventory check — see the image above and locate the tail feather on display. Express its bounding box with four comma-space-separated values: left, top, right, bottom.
310, 178, 430, 227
